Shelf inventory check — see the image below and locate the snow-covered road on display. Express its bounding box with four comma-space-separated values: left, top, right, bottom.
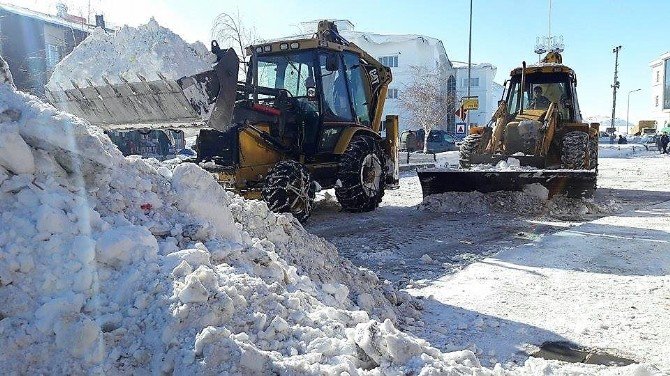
307, 147, 670, 373
307, 148, 670, 287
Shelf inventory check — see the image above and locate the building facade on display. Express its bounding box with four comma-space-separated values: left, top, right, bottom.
453, 61, 504, 128
650, 52, 670, 127
0, 3, 105, 96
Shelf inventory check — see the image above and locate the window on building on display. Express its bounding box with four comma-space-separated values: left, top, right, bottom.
657, 70, 660, 83
462, 77, 479, 87
378, 55, 398, 68
45, 44, 61, 68
387, 88, 398, 99
656, 95, 659, 107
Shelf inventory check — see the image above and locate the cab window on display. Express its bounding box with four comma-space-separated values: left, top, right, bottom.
343, 52, 371, 126
319, 53, 354, 122
256, 52, 316, 97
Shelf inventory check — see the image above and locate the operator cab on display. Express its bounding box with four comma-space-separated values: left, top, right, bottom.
249, 49, 372, 155
506, 68, 581, 123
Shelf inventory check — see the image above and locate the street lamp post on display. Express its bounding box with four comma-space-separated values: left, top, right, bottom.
466, 0, 472, 129
626, 88, 641, 135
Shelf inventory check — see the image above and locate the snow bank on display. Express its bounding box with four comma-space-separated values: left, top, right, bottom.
47, 18, 213, 90
599, 144, 655, 158
0, 73, 503, 374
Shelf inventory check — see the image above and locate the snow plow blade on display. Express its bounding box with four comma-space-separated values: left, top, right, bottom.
416, 169, 597, 198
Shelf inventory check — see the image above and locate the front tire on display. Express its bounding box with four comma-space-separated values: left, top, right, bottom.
262, 160, 315, 222
459, 133, 482, 168
335, 136, 386, 212
561, 131, 589, 169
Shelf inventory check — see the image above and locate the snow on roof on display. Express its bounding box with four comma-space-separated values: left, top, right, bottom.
0, 2, 97, 33
451, 61, 496, 70
341, 30, 443, 47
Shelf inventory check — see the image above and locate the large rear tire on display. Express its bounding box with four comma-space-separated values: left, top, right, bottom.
261, 160, 315, 222
561, 131, 589, 169
335, 136, 386, 212
459, 133, 482, 168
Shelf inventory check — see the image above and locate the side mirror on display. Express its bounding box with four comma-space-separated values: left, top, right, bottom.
325, 53, 339, 72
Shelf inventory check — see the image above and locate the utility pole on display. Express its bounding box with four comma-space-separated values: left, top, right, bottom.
466, 0, 473, 129
611, 46, 622, 132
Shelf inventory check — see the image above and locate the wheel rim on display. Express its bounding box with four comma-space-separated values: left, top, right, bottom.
360, 153, 382, 197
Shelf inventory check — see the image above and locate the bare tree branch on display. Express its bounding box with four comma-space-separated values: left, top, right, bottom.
211, 10, 257, 76
399, 66, 455, 153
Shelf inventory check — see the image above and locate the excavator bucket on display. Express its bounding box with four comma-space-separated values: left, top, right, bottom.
45, 47, 240, 129
417, 168, 597, 199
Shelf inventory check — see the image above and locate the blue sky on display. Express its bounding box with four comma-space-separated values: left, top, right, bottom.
9, 0, 669, 122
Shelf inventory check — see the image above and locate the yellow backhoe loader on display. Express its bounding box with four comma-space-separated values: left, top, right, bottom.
48, 21, 399, 221
418, 52, 599, 198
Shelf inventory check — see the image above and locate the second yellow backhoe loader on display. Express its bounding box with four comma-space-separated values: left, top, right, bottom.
418, 52, 599, 198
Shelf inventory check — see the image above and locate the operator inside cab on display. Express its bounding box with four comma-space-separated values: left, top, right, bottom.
530, 86, 550, 110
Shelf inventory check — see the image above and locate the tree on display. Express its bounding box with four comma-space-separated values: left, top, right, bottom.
211, 11, 258, 77
399, 67, 454, 153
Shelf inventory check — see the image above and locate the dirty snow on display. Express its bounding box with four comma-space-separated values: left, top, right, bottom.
46, 18, 214, 91
420, 188, 622, 221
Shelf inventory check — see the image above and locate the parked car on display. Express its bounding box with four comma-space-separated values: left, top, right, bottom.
641, 134, 659, 151
415, 129, 458, 153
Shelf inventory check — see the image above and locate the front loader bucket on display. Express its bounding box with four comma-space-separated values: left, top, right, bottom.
45, 72, 215, 126
45, 48, 240, 128
417, 168, 597, 199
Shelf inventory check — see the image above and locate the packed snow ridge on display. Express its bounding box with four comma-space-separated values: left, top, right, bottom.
0, 57, 507, 375
46, 18, 214, 91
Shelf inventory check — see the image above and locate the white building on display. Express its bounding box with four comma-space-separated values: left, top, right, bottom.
452, 61, 505, 128
649, 52, 670, 127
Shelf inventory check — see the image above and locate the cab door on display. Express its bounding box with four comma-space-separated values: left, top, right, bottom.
316, 52, 355, 154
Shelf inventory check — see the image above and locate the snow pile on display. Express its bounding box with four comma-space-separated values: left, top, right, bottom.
0, 79, 502, 374
420, 185, 549, 216
547, 196, 621, 221
421, 187, 621, 221
47, 18, 213, 90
